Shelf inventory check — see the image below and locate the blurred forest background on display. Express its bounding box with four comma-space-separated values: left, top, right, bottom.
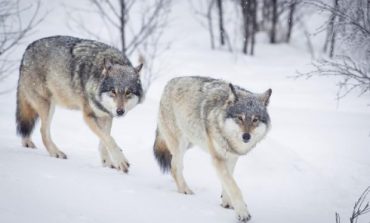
1, 0, 369, 99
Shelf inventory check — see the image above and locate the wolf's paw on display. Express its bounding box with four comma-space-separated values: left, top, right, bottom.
178, 187, 194, 195
50, 150, 67, 159
236, 207, 251, 222
102, 157, 115, 168
221, 201, 233, 209
110, 149, 130, 173
221, 194, 233, 209
237, 213, 252, 223
103, 160, 115, 169
22, 138, 36, 148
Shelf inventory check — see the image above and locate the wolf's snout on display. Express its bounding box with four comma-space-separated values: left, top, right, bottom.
116, 108, 125, 116
242, 133, 251, 143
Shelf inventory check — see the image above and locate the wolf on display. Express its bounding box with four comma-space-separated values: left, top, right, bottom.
16, 35, 144, 173
153, 76, 271, 222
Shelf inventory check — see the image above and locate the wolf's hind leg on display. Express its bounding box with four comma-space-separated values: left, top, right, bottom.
96, 117, 114, 168
22, 138, 36, 148
36, 100, 67, 159
170, 139, 193, 195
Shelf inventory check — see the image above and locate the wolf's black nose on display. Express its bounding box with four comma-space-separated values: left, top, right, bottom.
242, 133, 251, 143
116, 108, 125, 116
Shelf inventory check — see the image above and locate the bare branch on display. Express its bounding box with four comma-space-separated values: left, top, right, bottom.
90, 0, 120, 29
0, 0, 46, 82
65, 0, 172, 90
336, 187, 370, 223
189, 0, 216, 49
125, 0, 171, 56
298, 0, 370, 102
296, 56, 370, 100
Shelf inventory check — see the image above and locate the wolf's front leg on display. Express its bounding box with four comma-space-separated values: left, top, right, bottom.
221, 156, 238, 209
96, 117, 115, 168
83, 112, 130, 173
212, 157, 251, 222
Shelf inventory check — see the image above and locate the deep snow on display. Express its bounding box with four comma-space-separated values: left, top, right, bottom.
0, 1, 369, 223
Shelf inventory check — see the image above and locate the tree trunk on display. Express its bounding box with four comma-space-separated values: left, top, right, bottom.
120, 0, 126, 54
329, 30, 336, 58
262, 0, 270, 30
367, 0, 370, 23
207, 0, 215, 49
270, 0, 278, 43
241, 0, 250, 54
216, 0, 225, 46
286, 1, 296, 43
250, 0, 257, 55
329, 0, 339, 58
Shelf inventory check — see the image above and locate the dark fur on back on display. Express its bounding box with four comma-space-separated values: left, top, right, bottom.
18, 35, 144, 117
20, 36, 136, 93
153, 129, 172, 173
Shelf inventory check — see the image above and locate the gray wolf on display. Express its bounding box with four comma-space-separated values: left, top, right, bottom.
16, 35, 144, 173
153, 76, 271, 222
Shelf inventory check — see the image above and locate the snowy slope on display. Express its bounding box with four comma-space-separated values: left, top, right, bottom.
1, 1, 370, 223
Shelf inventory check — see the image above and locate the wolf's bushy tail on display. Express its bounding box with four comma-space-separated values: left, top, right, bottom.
16, 89, 38, 138
153, 128, 172, 173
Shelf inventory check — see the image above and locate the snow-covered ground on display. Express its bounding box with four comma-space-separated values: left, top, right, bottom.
1, 1, 369, 223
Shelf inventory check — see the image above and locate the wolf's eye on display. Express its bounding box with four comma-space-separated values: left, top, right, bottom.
252, 117, 259, 123
237, 116, 243, 122
125, 90, 132, 97
110, 89, 116, 96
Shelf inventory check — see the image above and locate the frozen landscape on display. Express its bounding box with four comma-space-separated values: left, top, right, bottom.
0, 0, 369, 223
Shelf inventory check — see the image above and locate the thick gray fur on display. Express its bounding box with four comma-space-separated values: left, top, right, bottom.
16, 35, 144, 172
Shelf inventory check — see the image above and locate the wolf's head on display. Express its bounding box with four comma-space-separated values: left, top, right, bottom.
222, 84, 271, 155
97, 59, 144, 117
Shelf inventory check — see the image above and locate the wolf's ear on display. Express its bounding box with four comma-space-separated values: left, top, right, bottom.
227, 83, 238, 104
102, 58, 113, 76
259, 88, 272, 106
134, 63, 143, 74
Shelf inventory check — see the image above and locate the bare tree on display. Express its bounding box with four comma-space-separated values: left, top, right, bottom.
286, 0, 297, 43
297, 56, 370, 99
119, 0, 126, 53
190, 0, 232, 51
250, 0, 257, 55
67, 0, 172, 89
259, 0, 302, 44
240, 0, 257, 55
216, 0, 225, 46
298, 0, 370, 101
270, 0, 278, 43
189, 0, 216, 49
261, 0, 272, 31
322, 0, 339, 58
335, 186, 370, 223
240, 0, 251, 54
0, 0, 44, 83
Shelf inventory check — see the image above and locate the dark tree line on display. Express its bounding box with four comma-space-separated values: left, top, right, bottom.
241, 0, 257, 55
192, 0, 369, 101
192, 0, 301, 55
